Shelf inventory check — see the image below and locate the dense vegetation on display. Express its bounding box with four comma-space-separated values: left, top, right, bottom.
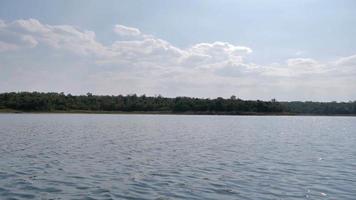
0, 92, 355, 115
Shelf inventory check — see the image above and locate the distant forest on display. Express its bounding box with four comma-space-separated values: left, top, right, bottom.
0, 92, 356, 115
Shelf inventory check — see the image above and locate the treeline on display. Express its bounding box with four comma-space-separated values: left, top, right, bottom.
0, 92, 355, 115
281, 101, 356, 115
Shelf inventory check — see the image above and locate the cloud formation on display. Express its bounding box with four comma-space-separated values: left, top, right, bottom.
114, 25, 141, 37
0, 19, 106, 56
0, 19, 355, 101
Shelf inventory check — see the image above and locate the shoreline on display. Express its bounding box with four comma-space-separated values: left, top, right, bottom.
1, 109, 356, 117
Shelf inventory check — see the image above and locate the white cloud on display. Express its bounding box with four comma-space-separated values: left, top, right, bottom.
109, 38, 184, 64
0, 18, 107, 56
336, 54, 356, 66
0, 18, 355, 101
286, 58, 318, 66
333, 54, 356, 75
114, 25, 141, 37
20, 35, 38, 47
181, 42, 252, 68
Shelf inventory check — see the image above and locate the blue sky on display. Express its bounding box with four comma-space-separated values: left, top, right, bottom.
2, 0, 356, 62
1, 0, 356, 101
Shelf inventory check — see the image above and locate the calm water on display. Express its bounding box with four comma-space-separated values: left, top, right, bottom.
0, 114, 355, 200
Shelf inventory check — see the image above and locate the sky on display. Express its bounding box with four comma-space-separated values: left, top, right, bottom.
0, 0, 356, 101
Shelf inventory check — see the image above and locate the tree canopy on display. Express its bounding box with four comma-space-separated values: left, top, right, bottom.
0, 92, 355, 115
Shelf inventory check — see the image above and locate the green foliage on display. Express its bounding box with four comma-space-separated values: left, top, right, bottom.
280, 101, 356, 115
0, 92, 355, 115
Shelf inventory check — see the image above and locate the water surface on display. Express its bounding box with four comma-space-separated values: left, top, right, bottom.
0, 114, 355, 199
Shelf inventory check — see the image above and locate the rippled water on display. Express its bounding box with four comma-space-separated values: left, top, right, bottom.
0, 114, 356, 199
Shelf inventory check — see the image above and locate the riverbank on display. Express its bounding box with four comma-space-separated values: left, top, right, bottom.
2, 92, 356, 116
1, 109, 356, 116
